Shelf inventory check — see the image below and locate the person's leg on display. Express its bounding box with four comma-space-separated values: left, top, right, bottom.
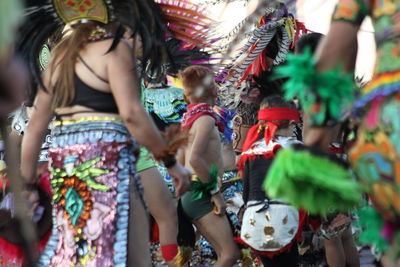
141, 167, 178, 267
128, 188, 152, 267
341, 227, 360, 267
193, 211, 240, 267
323, 236, 346, 267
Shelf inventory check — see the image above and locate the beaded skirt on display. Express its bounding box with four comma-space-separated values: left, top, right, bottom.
38, 118, 140, 267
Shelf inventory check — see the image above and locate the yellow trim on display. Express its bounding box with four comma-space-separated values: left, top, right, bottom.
53, 116, 122, 126
222, 176, 241, 184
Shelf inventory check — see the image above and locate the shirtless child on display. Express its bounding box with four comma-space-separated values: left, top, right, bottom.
178, 66, 240, 266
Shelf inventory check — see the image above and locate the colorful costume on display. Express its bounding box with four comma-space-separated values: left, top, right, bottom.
0, 162, 52, 267
38, 118, 139, 266
139, 37, 211, 193
144, 85, 186, 131
17, 0, 213, 265
334, 0, 400, 253
332, 0, 400, 240
239, 106, 305, 264
269, 0, 400, 256
139, 84, 185, 193
180, 103, 224, 220
0, 106, 54, 266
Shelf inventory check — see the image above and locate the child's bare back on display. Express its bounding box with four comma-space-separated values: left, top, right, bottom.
184, 115, 223, 180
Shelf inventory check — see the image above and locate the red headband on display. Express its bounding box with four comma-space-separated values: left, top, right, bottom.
240, 107, 301, 156
258, 108, 300, 122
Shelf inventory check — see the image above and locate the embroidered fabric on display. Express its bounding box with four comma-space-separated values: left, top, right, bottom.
144, 86, 186, 125
333, 0, 400, 109
181, 103, 224, 132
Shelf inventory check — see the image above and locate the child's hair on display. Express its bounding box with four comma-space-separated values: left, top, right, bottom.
259, 95, 297, 128
295, 32, 324, 54
179, 65, 216, 103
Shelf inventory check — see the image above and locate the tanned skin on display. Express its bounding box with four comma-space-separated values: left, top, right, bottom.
178, 93, 240, 267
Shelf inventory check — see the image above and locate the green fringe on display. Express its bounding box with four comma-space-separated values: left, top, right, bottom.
273, 48, 355, 125
263, 148, 362, 214
354, 206, 390, 254
191, 164, 218, 201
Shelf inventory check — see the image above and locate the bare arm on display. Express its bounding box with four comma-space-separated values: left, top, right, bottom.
21, 89, 54, 181
305, 22, 360, 147
107, 41, 190, 197
188, 116, 215, 183
316, 21, 359, 73
106, 42, 168, 154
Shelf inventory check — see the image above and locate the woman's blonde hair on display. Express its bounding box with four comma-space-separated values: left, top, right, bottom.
48, 22, 115, 110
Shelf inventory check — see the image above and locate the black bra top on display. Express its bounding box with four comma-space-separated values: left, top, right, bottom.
68, 55, 118, 113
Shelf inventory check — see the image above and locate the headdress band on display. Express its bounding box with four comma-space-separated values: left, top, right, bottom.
241, 107, 300, 154
258, 107, 300, 122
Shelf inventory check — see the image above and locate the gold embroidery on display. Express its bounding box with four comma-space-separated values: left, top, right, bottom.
264, 226, 275, 236
282, 215, 288, 224
53, 0, 108, 24
265, 212, 271, 221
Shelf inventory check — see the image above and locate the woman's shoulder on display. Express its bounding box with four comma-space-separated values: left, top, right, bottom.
85, 38, 132, 57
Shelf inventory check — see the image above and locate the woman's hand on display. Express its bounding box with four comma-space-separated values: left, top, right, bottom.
167, 163, 191, 198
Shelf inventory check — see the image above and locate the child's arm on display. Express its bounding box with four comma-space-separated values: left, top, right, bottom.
189, 116, 215, 183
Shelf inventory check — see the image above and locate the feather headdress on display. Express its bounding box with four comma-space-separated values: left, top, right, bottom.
17, 0, 213, 95
218, 2, 307, 108
165, 37, 213, 76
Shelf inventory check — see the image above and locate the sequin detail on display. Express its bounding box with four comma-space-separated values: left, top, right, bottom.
38, 119, 140, 267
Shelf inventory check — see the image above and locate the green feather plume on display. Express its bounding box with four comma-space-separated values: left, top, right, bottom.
191, 165, 218, 201
274, 48, 355, 125
263, 147, 362, 214
355, 206, 390, 254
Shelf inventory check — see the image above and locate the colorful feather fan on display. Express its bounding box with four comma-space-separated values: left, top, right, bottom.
217, 2, 307, 108
16, 0, 214, 96
155, 0, 214, 47
213, 105, 236, 143
165, 37, 213, 76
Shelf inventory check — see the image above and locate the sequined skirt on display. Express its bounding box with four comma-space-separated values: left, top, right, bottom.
38, 118, 140, 267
